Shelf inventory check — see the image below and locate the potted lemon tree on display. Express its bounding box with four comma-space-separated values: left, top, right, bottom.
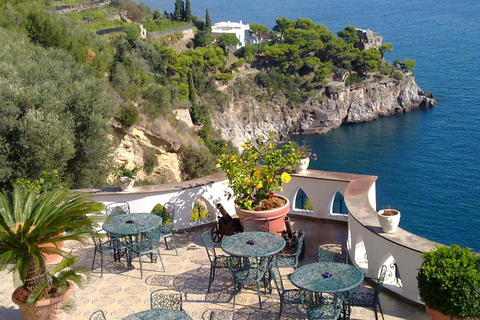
417, 244, 480, 320
217, 133, 302, 234
0, 186, 103, 320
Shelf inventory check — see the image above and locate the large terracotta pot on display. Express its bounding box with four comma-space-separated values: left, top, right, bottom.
425, 305, 466, 320
12, 280, 75, 320
235, 195, 290, 235
39, 234, 64, 264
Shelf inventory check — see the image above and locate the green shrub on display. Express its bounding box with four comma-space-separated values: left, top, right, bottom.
118, 102, 139, 129
392, 71, 404, 80
345, 73, 363, 86
417, 245, 480, 319
179, 145, 216, 180
151, 203, 172, 224
142, 146, 158, 174
190, 201, 210, 222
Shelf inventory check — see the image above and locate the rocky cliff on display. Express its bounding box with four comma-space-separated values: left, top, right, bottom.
211, 73, 435, 147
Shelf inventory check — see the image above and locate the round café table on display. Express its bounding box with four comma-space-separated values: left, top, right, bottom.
122, 309, 192, 320
102, 213, 163, 270
102, 213, 162, 235
290, 262, 364, 293
221, 231, 286, 257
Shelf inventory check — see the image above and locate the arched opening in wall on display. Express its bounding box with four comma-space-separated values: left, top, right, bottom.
354, 235, 368, 271
189, 197, 212, 223
381, 255, 403, 289
330, 191, 349, 216
293, 188, 313, 213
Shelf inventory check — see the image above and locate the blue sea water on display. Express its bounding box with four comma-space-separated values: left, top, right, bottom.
142, 0, 480, 251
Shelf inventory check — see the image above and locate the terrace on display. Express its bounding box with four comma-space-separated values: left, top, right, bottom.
0, 169, 436, 319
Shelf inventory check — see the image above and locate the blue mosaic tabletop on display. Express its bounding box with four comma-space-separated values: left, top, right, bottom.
221, 231, 286, 257
122, 309, 192, 320
290, 262, 364, 293
103, 213, 162, 236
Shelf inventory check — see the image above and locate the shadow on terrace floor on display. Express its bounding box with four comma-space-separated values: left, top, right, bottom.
0, 215, 428, 320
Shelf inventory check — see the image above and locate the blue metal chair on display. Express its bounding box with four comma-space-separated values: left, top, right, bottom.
105, 202, 130, 217
89, 310, 107, 320
345, 265, 387, 320
229, 256, 269, 308
274, 230, 306, 269
90, 228, 127, 277
270, 261, 305, 318
318, 244, 348, 264
129, 222, 165, 279
158, 203, 178, 255
201, 231, 231, 293
243, 216, 269, 232
150, 289, 183, 310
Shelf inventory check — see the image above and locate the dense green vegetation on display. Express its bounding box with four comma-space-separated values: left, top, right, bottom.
0, 0, 414, 190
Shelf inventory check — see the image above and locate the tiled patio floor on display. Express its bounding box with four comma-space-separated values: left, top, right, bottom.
0, 216, 429, 320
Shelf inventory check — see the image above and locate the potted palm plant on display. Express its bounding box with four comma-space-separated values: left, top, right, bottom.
417, 244, 480, 320
217, 133, 303, 234
0, 186, 103, 320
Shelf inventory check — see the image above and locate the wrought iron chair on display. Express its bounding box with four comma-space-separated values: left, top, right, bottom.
270, 261, 305, 318
274, 230, 306, 269
150, 289, 183, 310
229, 256, 269, 308
201, 231, 231, 293
243, 216, 270, 232
90, 228, 127, 277
305, 294, 343, 320
345, 265, 387, 320
128, 222, 165, 279
89, 310, 107, 320
105, 202, 130, 217
318, 244, 348, 263
157, 202, 178, 255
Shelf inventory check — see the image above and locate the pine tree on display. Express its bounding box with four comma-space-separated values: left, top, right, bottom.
184, 0, 192, 22
205, 9, 212, 32
174, 0, 184, 22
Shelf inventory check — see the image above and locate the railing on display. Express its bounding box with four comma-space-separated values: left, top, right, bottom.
87, 169, 440, 304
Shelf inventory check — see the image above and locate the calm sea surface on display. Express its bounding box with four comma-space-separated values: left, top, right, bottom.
143, 0, 480, 251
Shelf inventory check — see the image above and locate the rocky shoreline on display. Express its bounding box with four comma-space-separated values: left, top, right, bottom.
211, 73, 436, 147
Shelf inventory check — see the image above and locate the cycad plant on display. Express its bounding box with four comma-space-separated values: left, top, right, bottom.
0, 186, 103, 304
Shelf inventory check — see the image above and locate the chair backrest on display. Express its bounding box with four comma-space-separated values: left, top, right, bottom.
150, 289, 182, 310
243, 216, 269, 232
156, 202, 175, 233
318, 244, 348, 263
89, 310, 107, 320
373, 265, 388, 298
105, 202, 130, 217
137, 222, 164, 250
295, 230, 306, 256
201, 231, 217, 263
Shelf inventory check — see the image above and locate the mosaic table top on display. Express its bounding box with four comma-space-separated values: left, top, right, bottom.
103, 213, 162, 236
221, 231, 286, 257
122, 308, 192, 320
290, 262, 364, 293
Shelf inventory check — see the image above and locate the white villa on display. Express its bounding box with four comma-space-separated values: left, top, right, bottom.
211, 21, 253, 50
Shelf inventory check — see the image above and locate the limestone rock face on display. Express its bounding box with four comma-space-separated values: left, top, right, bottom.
211, 74, 435, 147
111, 125, 182, 183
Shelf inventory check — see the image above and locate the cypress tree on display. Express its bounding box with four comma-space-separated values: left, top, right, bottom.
205, 9, 212, 32
184, 0, 192, 22
174, 0, 184, 21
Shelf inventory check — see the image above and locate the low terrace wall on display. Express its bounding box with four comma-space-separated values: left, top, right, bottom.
85, 169, 440, 304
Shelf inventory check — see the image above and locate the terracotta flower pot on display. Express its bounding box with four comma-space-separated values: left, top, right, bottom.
38, 233, 64, 264
235, 195, 290, 235
12, 280, 75, 320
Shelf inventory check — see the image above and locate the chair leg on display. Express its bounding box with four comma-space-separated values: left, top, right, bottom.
157, 249, 165, 272
207, 267, 214, 293
170, 235, 178, 255
378, 302, 385, 320
232, 280, 238, 308
92, 249, 97, 271
373, 306, 379, 320
100, 251, 104, 278
139, 255, 143, 279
